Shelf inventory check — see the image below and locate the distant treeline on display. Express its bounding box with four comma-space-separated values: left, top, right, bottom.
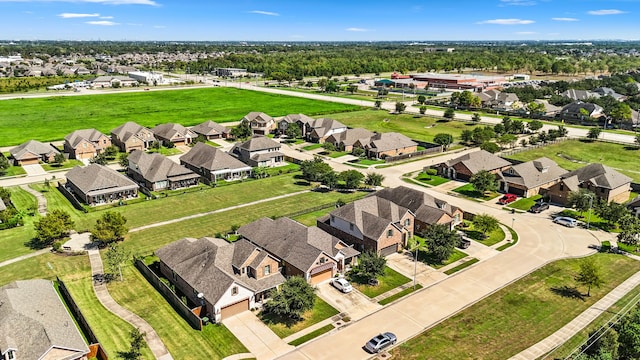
0, 75, 93, 94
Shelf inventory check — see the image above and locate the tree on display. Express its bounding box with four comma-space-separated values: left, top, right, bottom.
417, 95, 426, 104
395, 102, 406, 113
480, 141, 500, 154
90, 211, 128, 245
528, 120, 543, 132
595, 202, 629, 228
90, 153, 108, 165
339, 170, 364, 189
374, 100, 382, 109
472, 113, 481, 122
497, 134, 517, 149
576, 257, 604, 297
587, 127, 602, 140
470, 170, 498, 194
527, 101, 546, 115
365, 172, 385, 187
324, 80, 338, 93
285, 123, 302, 139
433, 133, 454, 150
460, 129, 473, 144
53, 153, 66, 166
118, 152, 129, 168
33, 209, 74, 247
349, 251, 386, 283
230, 121, 252, 140
105, 244, 130, 281
419, 106, 427, 114
192, 134, 207, 145
473, 214, 499, 237
443, 108, 455, 119
262, 276, 315, 321
117, 328, 145, 360
609, 102, 632, 124
104, 145, 119, 160
617, 216, 640, 245
635, 134, 640, 148
471, 126, 495, 145
567, 189, 596, 213
0, 155, 9, 175
422, 224, 459, 264
300, 157, 333, 182
252, 166, 267, 179
321, 170, 339, 189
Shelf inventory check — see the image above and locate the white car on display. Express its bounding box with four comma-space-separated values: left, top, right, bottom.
331, 278, 353, 293
553, 216, 578, 228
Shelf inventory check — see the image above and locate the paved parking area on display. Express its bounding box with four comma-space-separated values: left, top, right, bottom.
315, 280, 381, 321
223, 311, 293, 360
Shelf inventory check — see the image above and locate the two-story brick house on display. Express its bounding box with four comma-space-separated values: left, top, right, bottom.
64, 129, 111, 160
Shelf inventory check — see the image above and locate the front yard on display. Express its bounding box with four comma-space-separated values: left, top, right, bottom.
414, 171, 451, 187
507, 194, 543, 211
41, 159, 84, 172
261, 297, 339, 338
352, 266, 411, 298
460, 222, 506, 247
452, 183, 500, 201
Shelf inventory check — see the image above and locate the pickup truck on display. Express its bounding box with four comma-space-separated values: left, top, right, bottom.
498, 193, 517, 205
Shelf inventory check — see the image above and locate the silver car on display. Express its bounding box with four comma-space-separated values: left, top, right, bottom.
553, 216, 578, 227
331, 278, 353, 293
365, 332, 397, 353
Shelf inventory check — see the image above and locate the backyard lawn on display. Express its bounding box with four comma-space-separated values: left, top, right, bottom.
0, 187, 39, 263
505, 139, 640, 183
262, 297, 339, 338
392, 253, 640, 360
0, 87, 362, 146
353, 266, 411, 298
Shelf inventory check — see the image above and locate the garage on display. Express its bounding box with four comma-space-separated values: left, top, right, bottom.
18, 158, 39, 165
220, 298, 249, 319
379, 243, 398, 257
309, 263, 335, 285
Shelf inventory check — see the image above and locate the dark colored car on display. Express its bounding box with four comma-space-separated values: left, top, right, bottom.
458, 236, 471, 249
529, 202, 550, 213
365, 332, 397, 353
498, 193, 517, 205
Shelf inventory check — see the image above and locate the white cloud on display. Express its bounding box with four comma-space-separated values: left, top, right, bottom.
86, 20, 118, 25
500, 0, 537, 6
552, 17, 579, 21
477, 18, 535, 25
588, 9, 627, 15
0, 0, 157, 5
58, 12, 100, 18
249, 10, 279, 16
346, 27, 369, 32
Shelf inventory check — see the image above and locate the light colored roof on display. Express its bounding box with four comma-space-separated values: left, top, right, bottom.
180, 143, 251, 171
501, 157, 567, 188
330, 196, 410, 240
237, 136, 281, 152
0, 279, 89, 360
444, 150, 512, 173
561, 89, 600, 101
375, 186, 458, 225
242, 112, 274, 125
561, 101, 604, 116
128, 150, 198, 183
111, 121, 151, 143
326, 127, 375, 146
365, 132, 417, 153
190, 120, 229, 137
10, 140, 59, 160
64, 128, 107, 149
66, 164, 138, 195
562, 163, 632, 190
307, 118, 346, 138
151, 123, 195, 141
281, 114, 314, 125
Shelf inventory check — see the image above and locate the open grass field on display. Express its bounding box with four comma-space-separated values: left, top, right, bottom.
328, 109, 481, 143
0, 87, 362, 146
0, 187, 39, 262
391, 253, 640, 360
262, 297, 339, 339
504, 140, 640, 183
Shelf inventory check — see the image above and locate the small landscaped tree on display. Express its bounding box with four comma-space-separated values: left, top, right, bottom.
528, 120, 543, 132
349, 251, 386, 283
472, 214, 499, 238
90, 211, 128, 245
374, 100, 382, 109
395, 102, 407, 113
443, 108, 455, 120
417, 95, 426, 104
33, 209, 75, 248
230, 121, 252, 140
53, 153, 66, 166
90, 153, 108, 165
480, 141, 500, 153
567, 189, 596, 213
0, 155, 9, 175
576, 257, 604, 297
422, 224, 460, 264
285, 123, 302, 139
104, 145, 119, 160
433, 133, 454, 150
472, 113, 481, 122
470, 170, 498, 194
340, 170, 364, 189
118, 152, 129, 168
419, 106, 427, 114
262, 276, 315, 321
595, 201, 629, 228
365, 172, 385, 187
105, 244, 130, 282
587, 127, 602, 141
117, 328, 145, 360
300, 157, 333, 183
321, 170, 339, 189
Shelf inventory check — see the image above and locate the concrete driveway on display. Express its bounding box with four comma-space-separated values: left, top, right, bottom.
223, 311, 293, 360
22, 163, 46, 176
315, 280, 381, 321
385, 252, 448, 287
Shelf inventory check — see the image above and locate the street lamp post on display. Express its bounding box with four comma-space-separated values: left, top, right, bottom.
413, 247, 418, 290
587, 195, 594, 229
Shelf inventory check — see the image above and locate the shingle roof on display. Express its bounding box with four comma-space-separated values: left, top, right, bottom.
628, 195, 640, 209
365, 132, 417, 153
0, 279, 89, 360
180, 143, 251, 171
444, 150, 512, 173
307, 118, 346, 138
501, 157, 567, 188
281, 114, 314, 125
64, 128, 107, 149
66, 164, 138, 195
374, 186, 457, 225
151, 123, 195, 141
561, 101, 604, 116
562, 163, 632, 190
128, 150, 198, 183
9, 140, 59, 161
326, 128, 374, 146
237, 136, 281, 151
330, 196, 410, 240
242, 112, 274, 125
111, 121, 150, 143
191, 120, 230, 137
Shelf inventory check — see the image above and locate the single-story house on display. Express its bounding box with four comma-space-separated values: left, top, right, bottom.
277, 113, 314, 136
65, 164, 138, 205
0, 279, 90, 360
151, 123, 197, 147
375, 186, 463, 232
477, 90, 520, 110
9, 140, 60, 166
190, 120, 230, 140
64, 128, 111, 160
433, 150, 512, 181
559, 101, 605, 119
230, 136, 284, 168
304, 118, 347, 143
111, 121, 155, 153
239, 217, 360, 284
241, 112, 276, 136
325, 128, 375, 152
317, 195, 415, 256
499, 157, 567, 198
561, 89, 601, 101
354, 132, 418, 159
593, 87, 626, 101
155, 237, 286, 322
127, 150, 200, 191
547, 163, 633, 205
91, 75, 138, 88
180, 143, 252, 184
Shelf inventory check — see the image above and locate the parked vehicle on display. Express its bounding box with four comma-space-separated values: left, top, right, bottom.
458, 235, 471, 249
331, 277, 353, 293
529, 202, 550, 213
498, 193, 518, 205
365, 332, 397, 353
553, 216, 578, 228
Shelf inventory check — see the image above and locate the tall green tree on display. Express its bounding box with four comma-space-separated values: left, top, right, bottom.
470, 170, 498, 194
340, 170, 364, 189
472, 214, 499, 237
285, 123, 302, 139
576, 257, 604, 297
90, 211, 128, 245
433, 133, 454, 150
422, 224, 459, 264
300, 157, 333, 182
230, 121, 252, 140
443, 108, 455, 119
567, 189, 596, 213
262, 276, 315, 321
33, 209, 74, 247
349, 251, 386, 283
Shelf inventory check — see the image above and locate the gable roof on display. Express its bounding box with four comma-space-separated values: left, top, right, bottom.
111, 121, 151, 143
0, 279, 89, 360
155, 237, 285, 305
562, 163, 632, 190
180, 143, 251, 171
64, 128, 107, 149
364, 132, 417, 153
443, 150, 512, 173
561, 89, 601, 101
151, 123, 195, 141
326, 128, 375, 146
128, 150, 198, 183
501, 157, 567, 188
628, 195, 640, 209
561, 101, 604, 116
281, 114, 314, 125
330, 196, 411, 240
236, 136, 281, 152
66, 164, 138, 195
10, 140, 59, 160
190, 120, 230, 137
307, 118, 346, 138
242, 112, 274, 125
374, 186, 458, 225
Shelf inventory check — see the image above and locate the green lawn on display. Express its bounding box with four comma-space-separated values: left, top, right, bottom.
415, 172, 451, 187
353, 266, 411, 298
507, 195, 542, 211
378, 284, 423, 305
461, 223, 506, 247
328, 109, 482, 143
0, 87, 361, 146
504, 139, 640, 183
350, 158, 386, 166
1, 165, 26, 177
288, 324, 335, 346
148, 146, 183, 156
291, 192, 367, 226
392, 253, 640, 360
262, 297, 339, 338
41, 159, 84, 172
302, 143, 323, 151
108, 262, 247, 360
443, 258, 480, 275
0, 187, 39, 262
421, 248, 468, 269
452, 183, 500, 201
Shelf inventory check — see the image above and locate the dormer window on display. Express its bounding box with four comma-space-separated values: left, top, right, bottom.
387, 229, 393, 237
404, 219, 410, 226
6, 350, 15, 360
264, 265, 271, 275
231, 286, 238, 296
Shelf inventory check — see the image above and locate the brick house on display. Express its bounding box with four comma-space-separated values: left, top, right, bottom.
434, 150, 512, 182
64, 129, 111, 160
546, 163, 633, 205
110, 121, 155, 153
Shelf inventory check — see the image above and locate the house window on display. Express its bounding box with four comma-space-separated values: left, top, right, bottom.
241, 267, 245, 274
7, 350, 15, 360
600, 188, 605, 194
349, 223, 354, 231
559, 184, 564, 191
264, 265, 271, 275
231, 286, 238, 296
404, 219, 410, 226
387, 229, 393, 237
320, 257, 326, 264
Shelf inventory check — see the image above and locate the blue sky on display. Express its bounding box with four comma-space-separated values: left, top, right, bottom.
1, 0, 639, 41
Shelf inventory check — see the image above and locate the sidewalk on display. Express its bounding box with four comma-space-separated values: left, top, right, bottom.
88, 249, 173, 360
20, 184, 47, 215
